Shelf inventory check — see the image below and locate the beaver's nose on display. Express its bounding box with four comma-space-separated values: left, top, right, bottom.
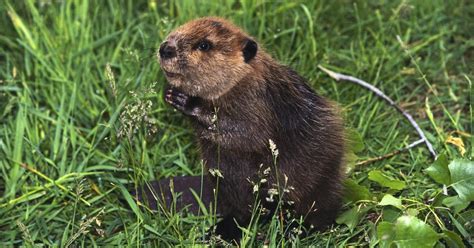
159, 41, 176, 59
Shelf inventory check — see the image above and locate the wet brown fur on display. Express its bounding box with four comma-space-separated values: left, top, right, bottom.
138, 17, 345, 241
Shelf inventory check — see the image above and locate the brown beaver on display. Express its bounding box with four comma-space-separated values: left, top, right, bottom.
136, 17, 345, 241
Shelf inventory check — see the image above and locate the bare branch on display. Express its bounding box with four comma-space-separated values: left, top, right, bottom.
319, 65, 437, 159
356, 139, 425, 166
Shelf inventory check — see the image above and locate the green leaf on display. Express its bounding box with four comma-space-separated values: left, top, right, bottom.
345, 151, 359, 174
393, 216, 440, 248
378, 194, 403, 210
406, 208, 419, 217
442, 196, 469, 213
377, 221, 395, 248
425, 153, 451, 185
336, 205, 369, 231
442, 230, 465, 248
347, 128, 365, 153
457, 210, 474, 239
345, 129, 364, 174
377, 216, 440, 248
342, 178, 371, 202
382, 207, 402, 222
448, 159, 474, 202
368, 170, 406, 190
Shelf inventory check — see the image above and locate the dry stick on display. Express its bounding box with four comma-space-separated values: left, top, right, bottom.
318, 65, 437, 159
356, 139, 424, 166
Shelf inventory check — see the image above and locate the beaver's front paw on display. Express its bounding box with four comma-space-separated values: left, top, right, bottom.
165, 88, 189, 112
165, 87, 201, 117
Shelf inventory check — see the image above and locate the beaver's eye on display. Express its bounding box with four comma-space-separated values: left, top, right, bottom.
196, 40, 212, 51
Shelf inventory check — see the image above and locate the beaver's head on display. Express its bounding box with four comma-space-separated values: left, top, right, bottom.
158, 17, 258, 100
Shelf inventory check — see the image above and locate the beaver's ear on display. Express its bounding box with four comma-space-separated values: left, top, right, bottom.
242, 38, 257, 63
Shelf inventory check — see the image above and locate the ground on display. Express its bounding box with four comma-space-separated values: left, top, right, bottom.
0, 0, 472, 247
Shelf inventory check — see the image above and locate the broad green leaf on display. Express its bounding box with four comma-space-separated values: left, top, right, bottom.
344, 129, 364, 175
377, 216, 440, 248
378, 194, 403, 210
442, 230, 465, 248
442, 196, 469, 213
368, 170, 406, 190
457, 210, 474, 239
345, 151, 359, 174
406, 208, 419, 217
393, 216, 440, 248
336, 205, 369, 231
382, 207, 402, 222
347, 128, 364, 153
448, 159, 474, 202
377, 221, 396, 248
342, 178, 371, 202
345, 129, 364, 174
425, 153, 450, 185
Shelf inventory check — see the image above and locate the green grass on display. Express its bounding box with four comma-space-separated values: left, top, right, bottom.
0, 0, 472, 247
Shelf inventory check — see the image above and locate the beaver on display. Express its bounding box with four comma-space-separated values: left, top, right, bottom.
136, 17, 345, 241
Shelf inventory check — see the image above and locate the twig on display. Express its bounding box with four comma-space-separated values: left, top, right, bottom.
318, 65, 437, 159
356, 139, 424, 166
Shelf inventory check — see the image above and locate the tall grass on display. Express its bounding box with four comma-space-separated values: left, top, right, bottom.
0, 0, 472, 246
